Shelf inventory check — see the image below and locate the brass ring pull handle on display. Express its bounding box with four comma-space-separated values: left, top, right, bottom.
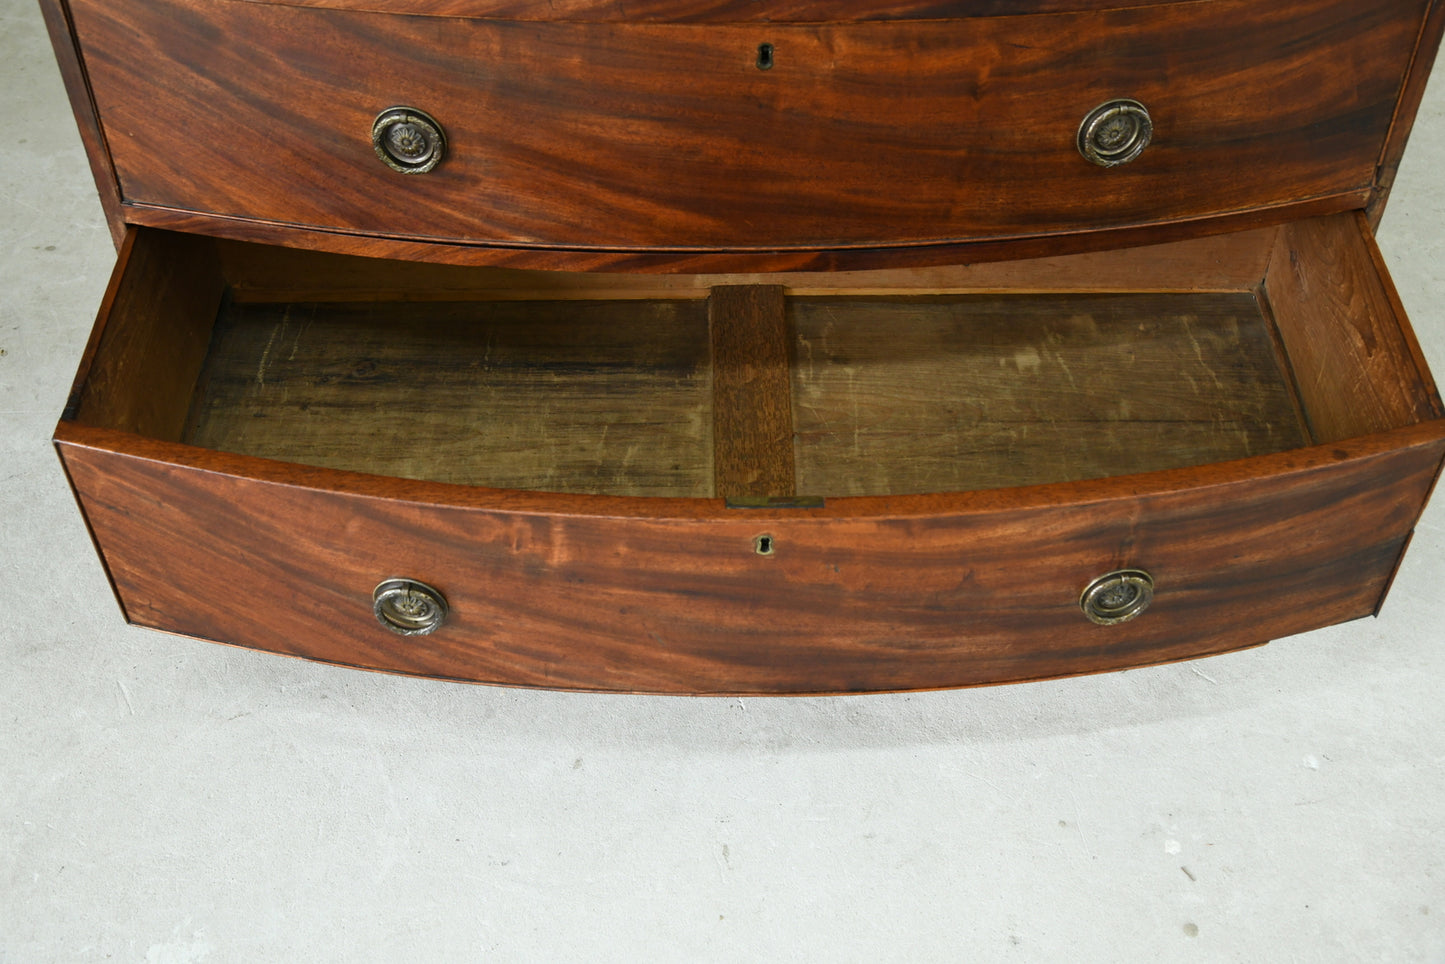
373, 578, 448, 635
1077, 99, 1152, 167
1080, 569, 1155, 626
372, 107, 447, 174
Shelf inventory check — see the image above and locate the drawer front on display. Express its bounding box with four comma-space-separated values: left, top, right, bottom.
56, 427, 1445, 694
72, 0, 1423, 253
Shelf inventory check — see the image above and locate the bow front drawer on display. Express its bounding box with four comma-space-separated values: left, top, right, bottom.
67, 0, 1424, 260
53, 213, 1445, 692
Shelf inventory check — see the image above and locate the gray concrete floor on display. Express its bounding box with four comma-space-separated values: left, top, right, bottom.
3, 0, 1444, 959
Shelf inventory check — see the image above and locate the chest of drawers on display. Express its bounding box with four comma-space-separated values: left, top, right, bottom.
43, 0, 1445, 693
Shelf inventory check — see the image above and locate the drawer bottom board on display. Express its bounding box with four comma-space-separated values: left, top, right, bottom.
181, 292, 1307, 498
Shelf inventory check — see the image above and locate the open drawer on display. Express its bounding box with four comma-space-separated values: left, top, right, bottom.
54, 212, 1445, 693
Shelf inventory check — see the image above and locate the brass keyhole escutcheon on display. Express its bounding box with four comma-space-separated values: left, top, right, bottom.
1080, 569, 1155, 625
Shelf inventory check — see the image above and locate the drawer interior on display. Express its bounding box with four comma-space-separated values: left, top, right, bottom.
186, 289, 1300, 497
189, 296, 715, 495
65, 215, 1441, 499
788, 292, 1303, 495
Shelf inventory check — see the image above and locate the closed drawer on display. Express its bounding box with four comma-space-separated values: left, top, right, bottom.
54, 213, 1445, 693
70, 0, 1426, 259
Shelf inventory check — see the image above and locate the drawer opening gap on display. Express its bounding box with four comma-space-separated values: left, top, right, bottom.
177, 288, 1312, 498
69, 225, 1427, 502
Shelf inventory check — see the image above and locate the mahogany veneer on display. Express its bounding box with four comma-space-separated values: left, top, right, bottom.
67, 0, 1422, 260
42, 0, 1445, 691
54, 215, 1445, 692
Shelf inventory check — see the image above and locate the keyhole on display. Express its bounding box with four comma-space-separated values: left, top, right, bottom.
754, 534, 775, 556
756, 43, 774, 70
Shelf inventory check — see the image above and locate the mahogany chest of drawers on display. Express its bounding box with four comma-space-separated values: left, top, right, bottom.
43, 0, 1445, 693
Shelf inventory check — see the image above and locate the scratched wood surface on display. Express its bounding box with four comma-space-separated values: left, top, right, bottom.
185, 299, 714, 495
791, 293, 1309, 494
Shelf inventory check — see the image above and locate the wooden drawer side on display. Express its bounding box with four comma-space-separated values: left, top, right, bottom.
1263, 214, 1444, 444
67, 230, 224, 442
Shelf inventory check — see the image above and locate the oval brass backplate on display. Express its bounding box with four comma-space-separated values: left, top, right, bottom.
372, 107, 447, 174
1080, 569, 1155, 626
373, 578, 449, 635
1078, 99, 1153, 167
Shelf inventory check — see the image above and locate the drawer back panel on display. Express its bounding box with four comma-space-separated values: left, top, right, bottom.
71, 0, 1424, 253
